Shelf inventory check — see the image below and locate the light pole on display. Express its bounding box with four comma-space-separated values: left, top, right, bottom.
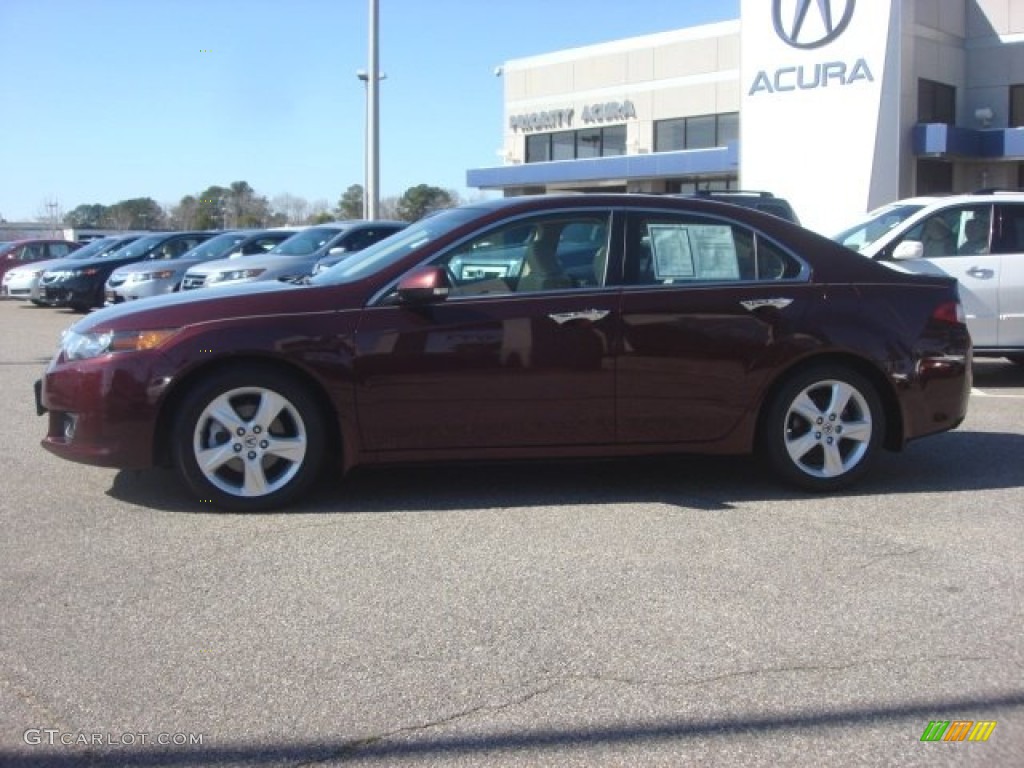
356, 69, 385, 220
363, 0, 381, 220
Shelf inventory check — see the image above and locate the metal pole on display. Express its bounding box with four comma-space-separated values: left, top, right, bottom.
366, 0, 380, 220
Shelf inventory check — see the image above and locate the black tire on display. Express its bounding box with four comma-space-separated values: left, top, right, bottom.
760, 365, 884, 492
172, 366, 326, 511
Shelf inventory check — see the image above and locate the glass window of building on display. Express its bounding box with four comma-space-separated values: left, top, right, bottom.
655, 119, 686, 152
1011, 85, 1024, 128
717, 113, 739, 146
918, 79, 956, 124
552, 131, 575, 161
525, 134, 550, 163
685, 115, 717, 149
602, 125, 626, 156
576, 128, 602, 159
654, 113, 738, 153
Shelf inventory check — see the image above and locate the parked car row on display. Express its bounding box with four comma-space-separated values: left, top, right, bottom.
0, 238, 83, 284
3, 221, 407, 312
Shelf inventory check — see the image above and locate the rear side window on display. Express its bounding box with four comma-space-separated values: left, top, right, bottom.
624, 213, 802, 284
994, 204, 1024, 255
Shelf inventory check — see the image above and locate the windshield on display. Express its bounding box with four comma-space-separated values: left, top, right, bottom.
180, 231, 247, 260
63, 237, 118, 260
311, 207, 484, 286
268, 227, 341, 256
105, 234, 167, 259
832, 204, 926, 252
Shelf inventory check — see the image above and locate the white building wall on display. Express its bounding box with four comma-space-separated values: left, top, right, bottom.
500, 23, 741, 167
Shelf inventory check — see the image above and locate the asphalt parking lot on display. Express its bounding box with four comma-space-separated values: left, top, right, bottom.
1, 299, 1021, 767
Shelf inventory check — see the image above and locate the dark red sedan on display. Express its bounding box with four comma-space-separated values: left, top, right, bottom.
37, 195, 972, 511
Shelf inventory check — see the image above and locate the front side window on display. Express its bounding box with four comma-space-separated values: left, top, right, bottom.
624, 214, 801, 285
440, 213, 611, 296
894, 205, 992, 258
833, 204, 928, 252
270, 227, 340, 256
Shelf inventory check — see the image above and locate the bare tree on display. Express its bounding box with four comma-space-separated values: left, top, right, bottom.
272, 193, 310, 225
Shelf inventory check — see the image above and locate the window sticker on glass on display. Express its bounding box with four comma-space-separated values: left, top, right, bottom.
649, 224, 740, 280
649, 225, 695, 279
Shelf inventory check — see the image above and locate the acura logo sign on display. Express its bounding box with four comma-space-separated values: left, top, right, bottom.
773, 0, 856, 49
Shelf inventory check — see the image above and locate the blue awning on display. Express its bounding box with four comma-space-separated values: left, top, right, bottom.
467, 144, 739, 190
913, 123, 1024, 159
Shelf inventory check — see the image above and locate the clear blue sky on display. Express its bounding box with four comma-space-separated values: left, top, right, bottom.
0, 0, 739, 221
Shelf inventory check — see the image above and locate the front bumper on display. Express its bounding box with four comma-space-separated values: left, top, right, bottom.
39, 278, 100, 308
37, 352, 169, 469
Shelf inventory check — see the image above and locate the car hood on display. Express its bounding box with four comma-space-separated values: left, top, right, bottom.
110, 258, 204, 277
68, 279, 364, 336
186, 253, 315, 275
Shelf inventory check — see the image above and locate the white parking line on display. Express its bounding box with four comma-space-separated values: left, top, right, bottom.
971, 389, 1024, 398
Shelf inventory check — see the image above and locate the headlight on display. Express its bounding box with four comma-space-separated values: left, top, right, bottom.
71, 268, 101, 277
208, 268, 266, 283
129, 270, 176, 283
61, 328, 180, 361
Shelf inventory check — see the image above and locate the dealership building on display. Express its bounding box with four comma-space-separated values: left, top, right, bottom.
466, 0, 1024, 234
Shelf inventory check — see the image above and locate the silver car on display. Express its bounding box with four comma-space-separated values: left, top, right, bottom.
2, 235, 140, 304
180, 221, 406, 290
105, 229, 297, 303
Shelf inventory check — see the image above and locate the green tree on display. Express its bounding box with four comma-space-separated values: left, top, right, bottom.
64, 204, 108, 229
170, 195, 200, 230
395, 185, 456, 222
225, 180, 272, 228
104, 197, 165, 230
195, 185, 230, 229
336, 184, 364, 219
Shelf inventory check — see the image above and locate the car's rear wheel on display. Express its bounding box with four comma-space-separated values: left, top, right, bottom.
760, 365, 883, 492
172, 367, 325, 511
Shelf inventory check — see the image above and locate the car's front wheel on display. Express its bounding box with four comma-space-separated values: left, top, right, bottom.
172, 367, 326, 511
760, 365, 883, 492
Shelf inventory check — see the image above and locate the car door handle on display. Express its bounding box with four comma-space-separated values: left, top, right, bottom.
966, 267, 995, 279
548, 309, 610, 324
740, 298, 793, 311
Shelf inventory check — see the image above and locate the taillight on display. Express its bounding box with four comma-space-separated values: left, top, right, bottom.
931, 300, 965, 325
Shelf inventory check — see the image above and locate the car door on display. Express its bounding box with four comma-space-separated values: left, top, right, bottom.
616, 210, 814, 445
353, 210, 619, 453
994, 203, 1024, 348
888, 204, 1000, 347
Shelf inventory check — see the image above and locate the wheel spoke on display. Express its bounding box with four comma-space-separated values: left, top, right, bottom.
196, 442, 238, 474
790, 392, 823, 424
242, 461, 270, 496
840, 419, 872, 444
264, 435, 306, 464
821, 441, 848, 477
204, 394, 245, 434
827, 381, 856, 416
251, 390, 289, 430
785, 431, 818, 465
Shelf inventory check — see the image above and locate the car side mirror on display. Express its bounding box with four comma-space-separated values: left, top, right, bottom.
892, 241, 924, 260
396, 266, 451, 304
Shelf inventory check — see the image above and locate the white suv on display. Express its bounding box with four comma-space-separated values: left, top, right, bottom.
834, 191, 1024, 363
